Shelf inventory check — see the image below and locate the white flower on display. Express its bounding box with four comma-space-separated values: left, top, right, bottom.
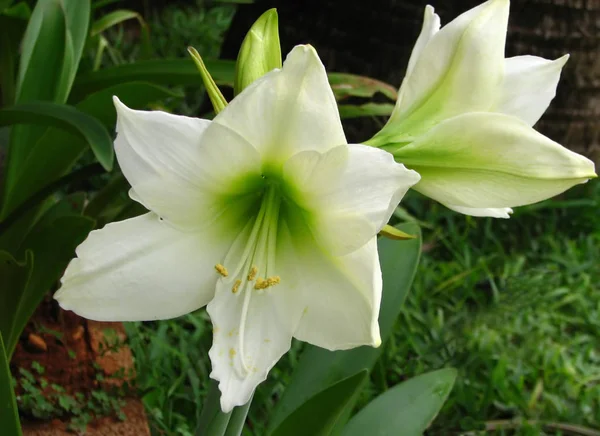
54, 45, 420, 412
369, 0, 596, 218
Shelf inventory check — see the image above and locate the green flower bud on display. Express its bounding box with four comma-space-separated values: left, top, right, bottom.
234, 8, 282, 95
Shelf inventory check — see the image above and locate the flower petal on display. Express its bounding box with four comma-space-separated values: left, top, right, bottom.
114, 98, 262, 230
278, 218, 382, 350
386, 0, 508, 137
55, 213, 237, 321
495, 55, 569, 126
207, 278, 300, 412
283, 144, 420, 255
404, 6, 441, 81
212, 45, 346, 162
444, 204, 513, 219
394, 112, 596, 209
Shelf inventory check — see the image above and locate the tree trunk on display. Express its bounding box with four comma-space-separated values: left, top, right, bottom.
221, 0, 600, 163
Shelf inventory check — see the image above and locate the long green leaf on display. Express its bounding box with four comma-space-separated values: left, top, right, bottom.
270, 371, 368, 436
6, 0, 90, 198
338, 103, 395, 120
328, 73, 397, 102
269, 223, 422, 431
8, 0, 67, 184
70, 58, 236, 102
341, 369, 457, 436
59, 0, 91, 101
91, 9, 139, 36
0, 333, 22, 436
0, 101, 114, 173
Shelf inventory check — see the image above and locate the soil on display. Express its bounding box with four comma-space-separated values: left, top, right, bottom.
10, 297, 150, 435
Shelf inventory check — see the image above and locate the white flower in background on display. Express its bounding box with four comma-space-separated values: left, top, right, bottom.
369, 0, 596, 218
55, 45, 420, 412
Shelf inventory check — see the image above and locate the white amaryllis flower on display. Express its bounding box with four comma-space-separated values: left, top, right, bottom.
54, 45, 420, 412
369, 0, 596, 218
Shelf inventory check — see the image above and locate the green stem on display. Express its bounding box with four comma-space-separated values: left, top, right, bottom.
223, 395, 252, 436
196, 380, 232, 436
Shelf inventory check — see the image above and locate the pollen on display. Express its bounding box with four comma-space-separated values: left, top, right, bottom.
215, 264, 228, 277
267, 276, 281, 286
247, 266, 258, 281
254, 276, 281, 290
232, 279, 242, 294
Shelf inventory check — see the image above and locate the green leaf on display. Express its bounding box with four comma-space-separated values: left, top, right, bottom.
0, 333, 22, 436
0, 101, 114, 172
270, 371, 368, 436
338, 103, 395, 120
268, 223, 421, 431
6, 0, 90, 200
15, 0, 66, 102
328, 73, 397, 102
70, 58, 236, 102
341, 369, 457, 436
188, 47, 227, 114
234, 8, 281, 95
1, 195, 94, 356
91, 9, 141, 36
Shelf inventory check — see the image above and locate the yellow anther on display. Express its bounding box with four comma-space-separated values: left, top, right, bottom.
215, 264, 228, 277
247, 266, 258, 281
254, 277, 267, 290
254, 276, 281, 290
266, 276, 281, 286
229, 348, 236, 358
232, 279, 242, 294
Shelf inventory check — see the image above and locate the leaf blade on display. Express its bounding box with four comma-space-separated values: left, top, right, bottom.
270, 371, 368, 436
341, 368, 457, 436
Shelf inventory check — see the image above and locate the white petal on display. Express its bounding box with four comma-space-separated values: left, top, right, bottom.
496, 55, 569, 126
394, 112, 596, 209
55, 213, 237, 321
114, 98, 262, 230
445, 204, 513, 219
405, 6, 441, 79
280, 214, 382, 350
283, 144, 420, 255
213, 45, 346, 162
388, 0, 508, 136
207, 278, 299, 412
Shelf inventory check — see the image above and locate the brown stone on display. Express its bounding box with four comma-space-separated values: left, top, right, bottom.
26, 334, 47, 352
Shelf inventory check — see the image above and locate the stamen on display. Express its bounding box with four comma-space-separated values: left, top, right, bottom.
254, 276, 281, 290
267, 276, 281, 286
232, 279, 242, 294
215, 264, 228, 277
247, 266, 258, 281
